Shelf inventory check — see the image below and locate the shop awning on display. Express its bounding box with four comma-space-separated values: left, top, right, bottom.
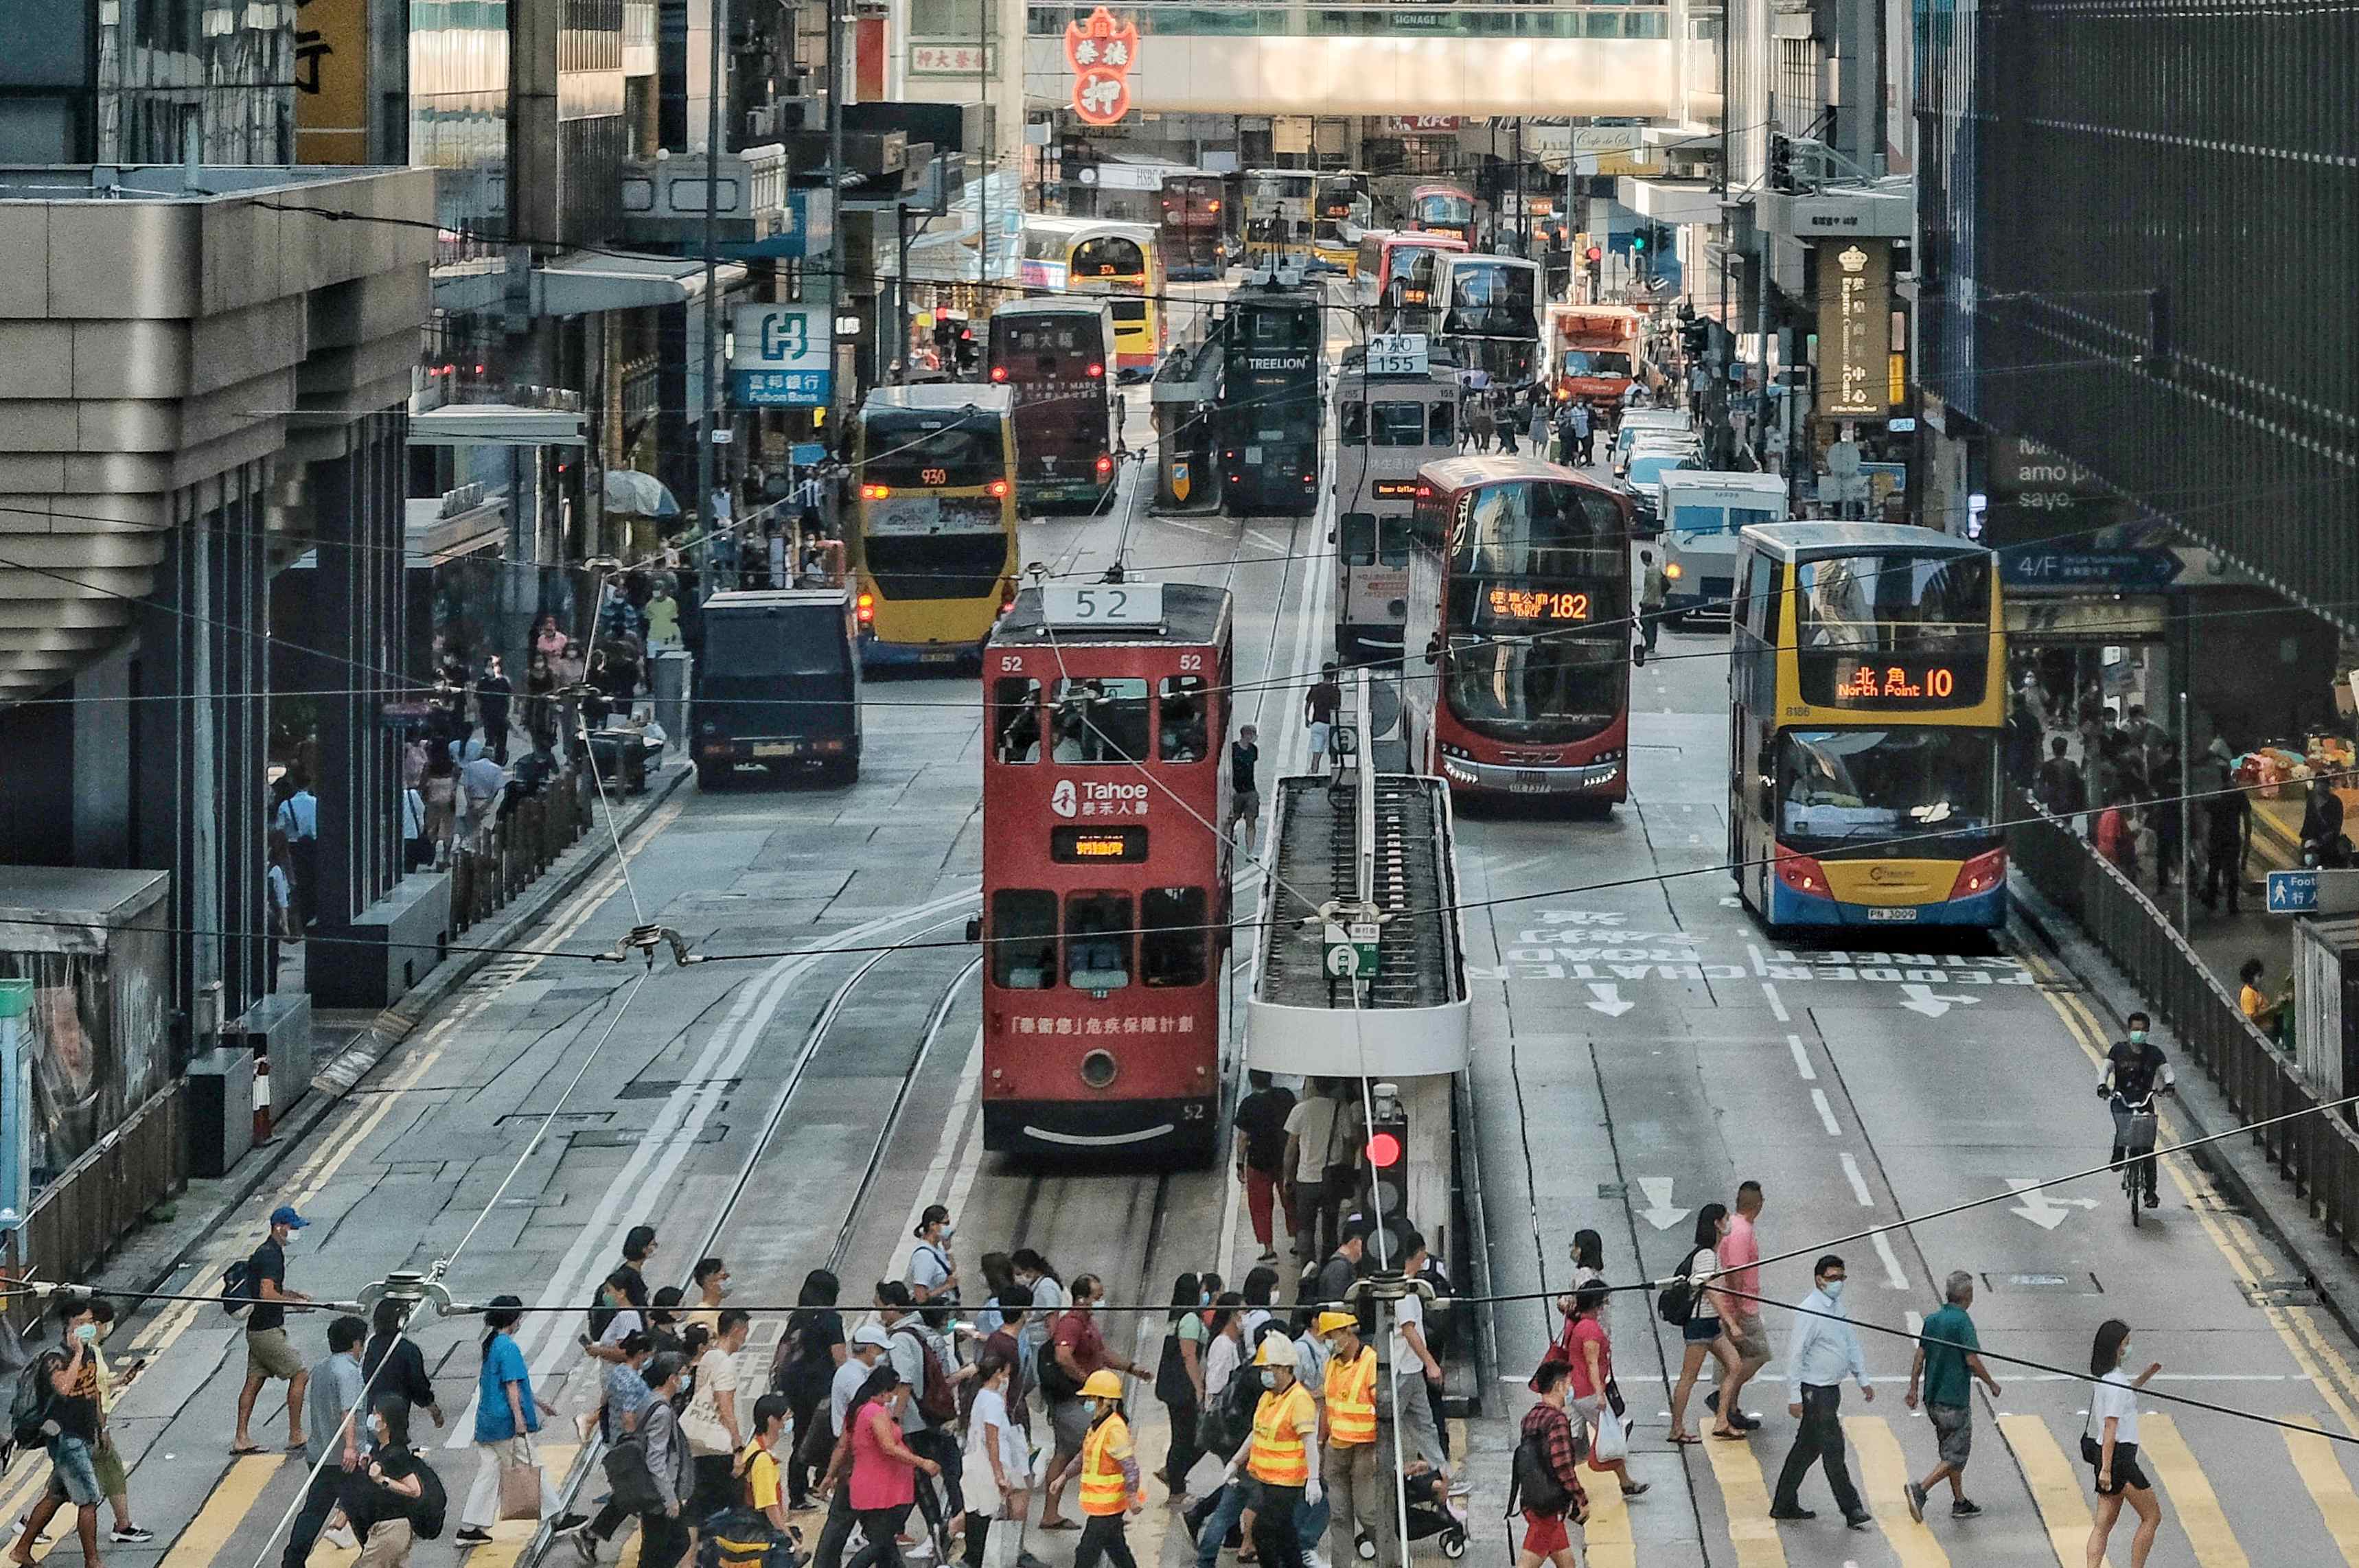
531, 252, 750, 316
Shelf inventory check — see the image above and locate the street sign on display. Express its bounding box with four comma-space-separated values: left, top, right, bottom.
1998, 547, 2185, 591
729, 304, 831, 407
1323, 921, 1381, 978
1365, 334, 1430, 377
2264, 869, 2359, 915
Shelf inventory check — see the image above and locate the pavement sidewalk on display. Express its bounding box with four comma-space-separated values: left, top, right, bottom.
90, 757, 693, 1303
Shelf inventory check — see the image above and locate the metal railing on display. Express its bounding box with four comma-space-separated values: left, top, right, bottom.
1027, 1, 1672, 36
3, 1083, 183, 1332
2012, 795, 2359, 1256
446, 769, 595, 935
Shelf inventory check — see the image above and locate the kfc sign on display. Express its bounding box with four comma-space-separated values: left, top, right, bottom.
1066, 8, 1140, 126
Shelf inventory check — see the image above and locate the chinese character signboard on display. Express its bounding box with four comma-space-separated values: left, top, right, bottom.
910, 43, 985, 75
1066, 8, 1139, 126
730, 305, 833, 408
1817, 239, 1892, 418
292, 0, 369, 163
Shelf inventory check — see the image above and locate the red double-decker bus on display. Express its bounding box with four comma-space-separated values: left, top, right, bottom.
977, 582, 1234, 1161
987, 299, 1118, 513
1402, 457, 1634, 805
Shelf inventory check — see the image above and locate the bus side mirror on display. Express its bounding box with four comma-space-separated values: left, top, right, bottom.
964, 917, 982, 943
1757, 775, 1776, 821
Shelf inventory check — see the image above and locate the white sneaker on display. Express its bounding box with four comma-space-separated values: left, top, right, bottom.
1307, 1552, 1332, 1568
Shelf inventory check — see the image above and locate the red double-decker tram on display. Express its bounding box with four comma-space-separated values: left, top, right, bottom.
978, 582, 1234, 1162
1402, 457, 1635, 805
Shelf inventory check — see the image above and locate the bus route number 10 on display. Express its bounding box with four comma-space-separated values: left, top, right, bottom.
1043, 582, 1167, 627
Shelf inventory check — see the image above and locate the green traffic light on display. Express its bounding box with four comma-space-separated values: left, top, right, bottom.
1631, 233, 1647, 251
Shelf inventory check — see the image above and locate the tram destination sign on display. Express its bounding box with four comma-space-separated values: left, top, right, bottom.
1042, 582, 1165, 628
1366, 334, 1431, 377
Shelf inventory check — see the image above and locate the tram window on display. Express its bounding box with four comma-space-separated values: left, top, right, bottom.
991, 890, 1059, 989
1427, 400, 1454, 447
1340, 403, 1368, 444
993, 677, 1043, 763
1370, 401, 1425, 446
1377, 518, 1412, 568
1050, 677, 1151, 763
1140, 887, 1208, 988
1339, 513, 1379, 567
1158, 676, 1210, 761
1066, 892, 1134, 991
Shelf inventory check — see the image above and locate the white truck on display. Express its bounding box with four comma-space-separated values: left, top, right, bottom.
1654, 470, 1790, 620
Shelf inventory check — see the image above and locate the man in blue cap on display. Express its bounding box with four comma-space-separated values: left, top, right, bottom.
233, 1206, 316, 1455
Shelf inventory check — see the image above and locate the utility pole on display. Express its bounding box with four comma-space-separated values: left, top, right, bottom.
827, 0, 847, 424
697, 0, 729, 548
976, 3, 990, 304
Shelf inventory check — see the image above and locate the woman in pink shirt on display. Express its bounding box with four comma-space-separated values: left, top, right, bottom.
824, 1367, 940, 1568
1558, 1285, 1643, 1495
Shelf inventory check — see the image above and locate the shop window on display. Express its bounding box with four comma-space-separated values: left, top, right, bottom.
1158, 676, 1210, 761
1050, 677, 1150, 763
994, 677, 1042, 763
1140, 887, 1208, 987
1066, 892, 1134, 991
991, 890, 1059, 989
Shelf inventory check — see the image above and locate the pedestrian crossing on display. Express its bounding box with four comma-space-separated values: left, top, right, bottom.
23, 1407, 2359, 1568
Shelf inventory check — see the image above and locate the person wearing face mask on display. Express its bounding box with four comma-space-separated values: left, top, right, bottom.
281, 1315, 373, 1568
686, 1258, 733, 1337
2097, 1012, 2176, 1209
908, 1207, 960, 1314
1072, 1372, 1144, 1568
2082, 1318, 2163, 1566
9, 1297, 106, 1568
1768, 1256, 1873, 1530
341, 1396, 447, 1568
1220, 1336, 1319, 1568
78, 1300, 153, 1545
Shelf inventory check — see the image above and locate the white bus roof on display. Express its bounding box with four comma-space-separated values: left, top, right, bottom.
862, 383, 1015, 416
1658, 470, 1789, 500
1020, 215, 1156, 241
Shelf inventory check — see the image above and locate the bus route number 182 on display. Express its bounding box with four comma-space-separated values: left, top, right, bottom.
1042, 583, 1167, 627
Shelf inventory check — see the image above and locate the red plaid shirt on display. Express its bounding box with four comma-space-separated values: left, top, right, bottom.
1520, 1402, 1589, 1515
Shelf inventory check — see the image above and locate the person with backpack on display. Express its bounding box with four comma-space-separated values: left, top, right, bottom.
1664, 1206, 1740, 1446
9, 1295, 106, 1568
738, 1394, 795, 1536
341, 1395, 446, 1568
908, 1206, 961, 1319
1512, 1363, 1589, 1568
875, 1282, 965, 1541
773, 1269, 848, 1512
1153, 1275, 1209, 1503
231, 1205, 314, 1457
281, 1315, 373, 1568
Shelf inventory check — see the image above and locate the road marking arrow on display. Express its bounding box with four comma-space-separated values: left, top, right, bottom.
2006, 1178, 2102, 1230
1586, 982, 1635, 1017
1898, 983, 1983, 1018
1636, 1177, 1690, 1231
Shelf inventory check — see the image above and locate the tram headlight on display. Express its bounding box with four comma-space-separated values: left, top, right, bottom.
1079, 1049, 1118, 1089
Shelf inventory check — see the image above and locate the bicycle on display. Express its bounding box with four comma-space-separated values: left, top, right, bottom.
2110, 1091, 2161, 1226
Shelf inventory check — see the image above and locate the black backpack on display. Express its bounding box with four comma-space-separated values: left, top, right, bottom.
1655, 1248, 1703, 1326
8, 1352, 60, 1449
1509, 1422, 1572, 1519
1035, 1336, 1080, 1402
220, 1258, 253, 1319
408, 1460, 450, 1542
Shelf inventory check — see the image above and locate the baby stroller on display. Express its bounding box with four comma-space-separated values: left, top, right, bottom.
1399, 1465, 1469, 1560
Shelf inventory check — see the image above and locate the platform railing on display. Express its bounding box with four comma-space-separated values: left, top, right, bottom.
2012, 794, 2359, 1257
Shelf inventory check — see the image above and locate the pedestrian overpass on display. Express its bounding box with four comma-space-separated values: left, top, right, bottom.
1025, 0, 1701, 118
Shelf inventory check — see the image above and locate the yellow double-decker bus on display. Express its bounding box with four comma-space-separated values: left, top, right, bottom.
850, 384, 1019, 669
1728, 522, 2007, 930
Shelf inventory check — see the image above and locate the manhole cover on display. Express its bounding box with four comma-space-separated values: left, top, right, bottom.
1596, 1183, 1627, 1200
2243, 1278, 2318, 1307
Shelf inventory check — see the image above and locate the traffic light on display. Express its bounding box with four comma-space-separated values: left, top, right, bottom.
1357, 1088, 1413, 1273
1585, 245, 1602, 264
1629, 230, 1647, 253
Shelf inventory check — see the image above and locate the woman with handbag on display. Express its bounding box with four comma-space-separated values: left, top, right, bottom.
2082, 1320, 2163, 1568
1154, 1274, 1209, 1502
1558, 1286, 1646, 1498
454, 1298, 572, 1547
1666, 1206, 1741, 1445
820, 1367, 941, 1568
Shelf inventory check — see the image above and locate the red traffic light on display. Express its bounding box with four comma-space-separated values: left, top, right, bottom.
1367, 1130, 1404, 1168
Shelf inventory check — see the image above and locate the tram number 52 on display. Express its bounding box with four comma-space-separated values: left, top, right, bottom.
1044, 582, 1166, 627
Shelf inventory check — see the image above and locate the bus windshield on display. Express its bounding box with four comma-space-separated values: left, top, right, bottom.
1450, 481, 1625, 578
1072, 236, 1146, 279
1776, 728, 1998, 852
1415, 192, 1474, 227
1447, 263, 1537, 319
1444, 634, 1625, 743
862, 414, 1005, 488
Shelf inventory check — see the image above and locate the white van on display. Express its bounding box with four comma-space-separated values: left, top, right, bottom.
1654, 470, 1789, 619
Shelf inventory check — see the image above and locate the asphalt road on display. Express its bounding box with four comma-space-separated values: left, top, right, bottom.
44, 282, 2359, 1568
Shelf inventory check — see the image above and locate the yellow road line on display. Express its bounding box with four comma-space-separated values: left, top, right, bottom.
2137, 1414, 2248, 1566
1579, 1472, 1636, 1568
1994, 1414, 2107, 1568
1844, 1416, 1947, 1567
1699, 1426, 1790, 1568
2284, 1416, 2359, 1565
158, 1456, 287, 1568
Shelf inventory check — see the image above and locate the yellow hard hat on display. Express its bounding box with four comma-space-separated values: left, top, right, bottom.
1253, 1335, 1298, 1368
1080, 1370, 1125, 1399
1313, 1311, 1358, 1338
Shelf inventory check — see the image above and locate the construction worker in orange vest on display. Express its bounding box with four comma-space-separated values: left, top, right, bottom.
1315, 1311, 1388, 1567
1220, 1336, 1320, 1568
1073, 1370, 1144, 1568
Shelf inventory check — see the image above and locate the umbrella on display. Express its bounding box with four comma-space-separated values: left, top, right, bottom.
602, 470, 680, 518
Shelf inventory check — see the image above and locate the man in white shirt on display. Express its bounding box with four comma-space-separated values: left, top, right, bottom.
1388, 1232, 1448, 1474
1769, 1255, 1872, 1530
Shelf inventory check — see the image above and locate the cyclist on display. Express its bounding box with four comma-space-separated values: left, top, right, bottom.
2096, 1012, 2176, 1209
